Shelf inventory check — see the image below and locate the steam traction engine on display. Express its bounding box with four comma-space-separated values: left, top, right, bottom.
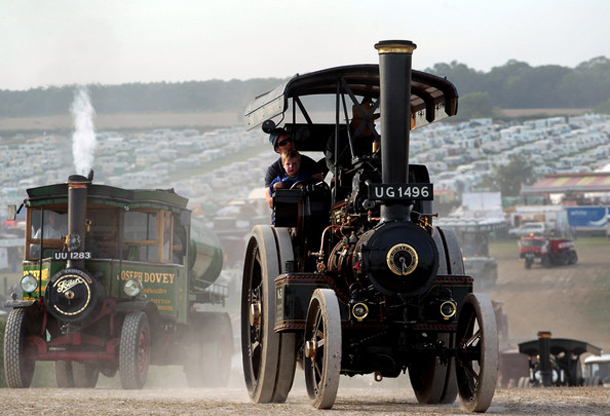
241, 40, 498, 411
4, 175, 232, 389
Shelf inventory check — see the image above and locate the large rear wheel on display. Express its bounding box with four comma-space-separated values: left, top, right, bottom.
241, 225, 296, 403
304, 289, 342, 409
119, 311, 150, 389
455, 293, 498, 412
4, 308, 37, 388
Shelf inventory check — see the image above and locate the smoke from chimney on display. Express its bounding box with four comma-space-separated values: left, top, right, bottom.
71, 86, 97, 176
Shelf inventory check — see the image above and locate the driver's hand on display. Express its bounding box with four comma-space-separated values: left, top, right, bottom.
273, 182, 286, 190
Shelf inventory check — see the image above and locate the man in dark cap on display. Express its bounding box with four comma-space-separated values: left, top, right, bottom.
264, 128, 321, 209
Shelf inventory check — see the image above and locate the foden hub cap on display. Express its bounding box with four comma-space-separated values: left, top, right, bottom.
46, 268, 99, 322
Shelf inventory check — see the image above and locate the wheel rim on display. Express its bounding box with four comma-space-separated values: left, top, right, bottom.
119, 311, 150, 389
242, 241, 266, 395
137, 324, 149, 379
241, 225, 284, 403
455, 293, 498, 412
306, 303, 326, 395
304, 289, 341, 409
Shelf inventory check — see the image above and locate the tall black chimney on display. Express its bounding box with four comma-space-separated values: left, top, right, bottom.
375, 40, 416, 223
67, 174, 90, 269
537, 331, 553, 387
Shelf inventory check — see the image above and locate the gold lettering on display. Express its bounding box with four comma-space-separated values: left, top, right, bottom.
25, 268, 50, 280
57, 277, 84, 293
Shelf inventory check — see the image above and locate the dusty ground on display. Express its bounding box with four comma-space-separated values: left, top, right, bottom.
489, 238, 610, 350
1, 238, 608, 414
0, 386, 608, 415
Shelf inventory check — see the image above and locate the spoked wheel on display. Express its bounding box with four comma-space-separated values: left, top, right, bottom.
4, 308, 38, 388
455, 293, 498, 413
409, 333, 457, 404
241, 225, 296, 403
119, 311, 150, 389
304, 289, 342, 409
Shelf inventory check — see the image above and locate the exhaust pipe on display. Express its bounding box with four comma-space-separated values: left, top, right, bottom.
537, 331, 553, 386
375, 40, 416, 223
67, 173, 91, 269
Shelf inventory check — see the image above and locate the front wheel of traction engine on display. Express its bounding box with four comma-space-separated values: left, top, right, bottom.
455, 293, 498, 413
241, 225, 297, 403
4, 308, 37, 388
304, 289, 342, 409
119, 311, 150, 389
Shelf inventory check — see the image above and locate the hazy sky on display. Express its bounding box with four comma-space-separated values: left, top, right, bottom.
1, 0, 608, 91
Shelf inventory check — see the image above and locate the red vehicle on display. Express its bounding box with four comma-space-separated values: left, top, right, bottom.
519, 235, 577, 268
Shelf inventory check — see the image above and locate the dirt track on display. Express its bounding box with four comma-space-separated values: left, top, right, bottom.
0, 386, 608, 415
489, 239, 610, 350
1, 239, 608, 415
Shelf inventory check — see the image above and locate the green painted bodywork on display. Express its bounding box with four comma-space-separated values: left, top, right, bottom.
21, 182, 222, 325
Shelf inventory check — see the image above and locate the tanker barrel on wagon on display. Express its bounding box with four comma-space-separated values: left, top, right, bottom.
188, 219, 224, 291
537, 331, 553, 387
375, 40, 416, 223
67, 173, 91, 269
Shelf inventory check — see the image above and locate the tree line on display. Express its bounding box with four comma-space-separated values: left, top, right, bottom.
427, 56, 610, 119
1, 57, 609, 119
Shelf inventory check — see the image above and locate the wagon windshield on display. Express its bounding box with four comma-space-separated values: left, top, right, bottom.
123, 210, 175, 263
30, 209, 68, 241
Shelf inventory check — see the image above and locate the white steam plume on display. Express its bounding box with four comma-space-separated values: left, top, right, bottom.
71, 86, 97, 176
